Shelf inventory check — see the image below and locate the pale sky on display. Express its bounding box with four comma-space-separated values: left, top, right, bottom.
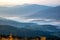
0, 0, 60, 6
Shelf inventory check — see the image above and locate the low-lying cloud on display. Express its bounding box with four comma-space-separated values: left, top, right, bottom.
3, 17, 60, 26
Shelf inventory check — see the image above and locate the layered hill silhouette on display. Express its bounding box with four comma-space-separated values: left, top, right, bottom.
0, 18, 60, 37
0, 25, 60, 37
0, 4, 52, 16
28, 6, 60, 20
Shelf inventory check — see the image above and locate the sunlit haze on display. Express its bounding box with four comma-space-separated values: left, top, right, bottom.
0, 0, 60, 6
2, 17, 60, 26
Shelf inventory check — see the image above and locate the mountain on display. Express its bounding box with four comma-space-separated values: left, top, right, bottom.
0, 25, 60, 38
0, 25, 32, 37
0, 17, 37, 28
23, 25, 59, 32
28, 6, 60, 20
0, 4, 52, 16
0, 18, 60, 37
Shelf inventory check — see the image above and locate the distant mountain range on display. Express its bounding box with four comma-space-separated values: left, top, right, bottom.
0, 25, 60, 37
0, 4, 60, 20
28, 6, 60, 20
0, 18, 60, 37
0, 4, 60, 38
0, 4, 52, 16
0, 17, 37, 28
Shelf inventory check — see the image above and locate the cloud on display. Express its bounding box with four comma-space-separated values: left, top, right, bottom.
26, 18, 60, 26
3, 17, 60, 26
0, 0, 60, 6
3, 17, 34, 22
35, 0, 60, 6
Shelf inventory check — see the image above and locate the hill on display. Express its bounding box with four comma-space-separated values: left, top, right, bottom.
0, 4, 52, 16
0, 18, 60, 37
0, 25, 60, 37
28, 6, 60, 20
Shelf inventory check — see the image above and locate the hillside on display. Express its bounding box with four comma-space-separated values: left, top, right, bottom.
0, 25, 60, 37
29, 6, 60, 20
0, 4, 52, 16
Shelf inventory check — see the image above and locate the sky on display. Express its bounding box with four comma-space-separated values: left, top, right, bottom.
0, 0, 60, 6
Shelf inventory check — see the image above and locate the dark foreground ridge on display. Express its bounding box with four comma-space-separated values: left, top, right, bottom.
0, 25, 60, 40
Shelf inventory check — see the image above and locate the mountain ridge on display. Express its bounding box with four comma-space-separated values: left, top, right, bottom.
0, 16, 60, 37
28, 6, 60, 20
0, 4, 52, 16
0, 25, 60, 37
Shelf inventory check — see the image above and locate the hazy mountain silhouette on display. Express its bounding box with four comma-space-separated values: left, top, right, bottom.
0, 17, 37, 28
0, 4, 52, 16
0, 25, 60, 37
28, 6, 60, 20
0, 18, 60, 37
